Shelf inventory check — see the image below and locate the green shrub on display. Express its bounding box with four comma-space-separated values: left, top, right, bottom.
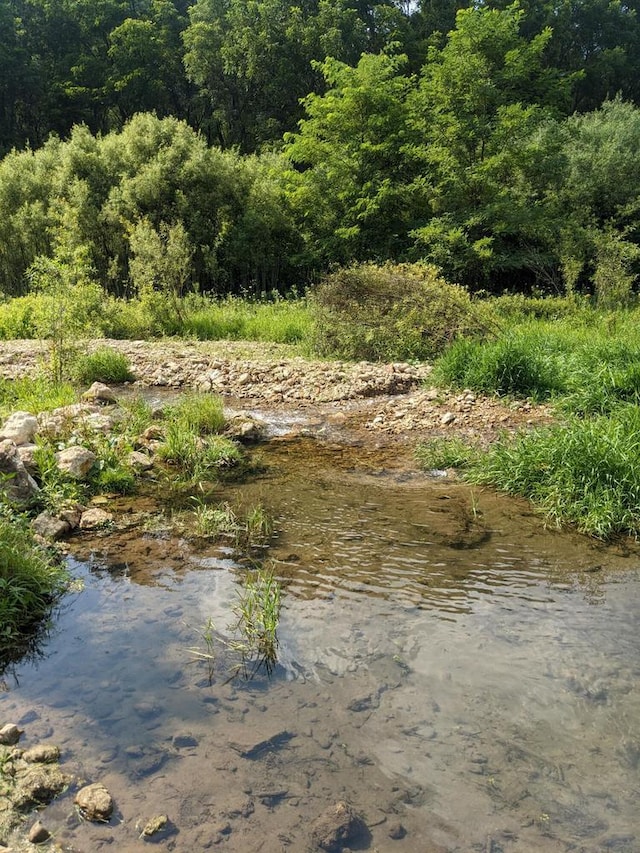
467, 405, 640, 538
0, 504, 69, 650
74, 347, 134, 384
311, 262, 494, 362
0, 295, 40, 339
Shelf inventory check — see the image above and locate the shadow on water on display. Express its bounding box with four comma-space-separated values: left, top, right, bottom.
1, 435, 639, 852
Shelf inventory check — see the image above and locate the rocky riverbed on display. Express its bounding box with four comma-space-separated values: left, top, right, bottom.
0, 339, 554, 447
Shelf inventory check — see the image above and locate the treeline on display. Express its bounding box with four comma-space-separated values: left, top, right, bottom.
3, 0, 640, 155
2, 1, 640, 296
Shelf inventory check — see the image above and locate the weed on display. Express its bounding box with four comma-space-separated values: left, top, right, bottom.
0, 376, 75, 419
228, 565, 282, 676
74, 347, 133, 384
237, 504, 273, 550
33, 442, 85, 514
157, 425, 242, 484
166, 392, 226, 435
191, 500, 238, 538
117, 395, 154, 437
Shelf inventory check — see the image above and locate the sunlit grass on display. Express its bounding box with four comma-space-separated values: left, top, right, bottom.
466, 405, 640, 538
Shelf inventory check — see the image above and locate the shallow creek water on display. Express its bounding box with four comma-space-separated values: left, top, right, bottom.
2, 434, 639, 852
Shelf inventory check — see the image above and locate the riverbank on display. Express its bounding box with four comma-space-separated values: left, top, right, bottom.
0, 339, 554, 449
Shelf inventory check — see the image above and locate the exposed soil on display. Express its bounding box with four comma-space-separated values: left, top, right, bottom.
0, 339, 555, 450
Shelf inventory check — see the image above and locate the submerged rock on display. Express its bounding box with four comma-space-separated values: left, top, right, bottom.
22, 744, 61, 764
75, 782, 114, 822
0, 724, 23, 746
79, 508, 113, 530
140, 813, 169, 838
309, 801, 367, 852
28, 819, 51, 844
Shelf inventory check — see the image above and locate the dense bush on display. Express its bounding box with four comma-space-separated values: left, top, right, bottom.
311, 263, 494, 361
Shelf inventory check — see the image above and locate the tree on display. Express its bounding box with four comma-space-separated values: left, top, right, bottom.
408, 2, 571, 289
284, 52, 424, 267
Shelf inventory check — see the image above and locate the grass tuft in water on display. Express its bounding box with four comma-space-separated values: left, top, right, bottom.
416, 436, 481, 470
228, 565, 282, 676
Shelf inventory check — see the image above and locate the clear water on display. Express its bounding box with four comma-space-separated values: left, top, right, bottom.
1, 439, 638, 852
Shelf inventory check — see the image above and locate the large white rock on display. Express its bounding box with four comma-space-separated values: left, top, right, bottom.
55, 446, 97, 479
0, 411, 38, 445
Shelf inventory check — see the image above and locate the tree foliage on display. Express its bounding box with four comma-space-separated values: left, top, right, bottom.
1, 0, 640, 296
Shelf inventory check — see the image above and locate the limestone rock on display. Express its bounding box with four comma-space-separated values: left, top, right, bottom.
32, 512, 70, 541
309, 801, 367, 852
0, 411, 38, 445
79, 508, 113, 530
82, 382, 117, 403
225, 413, 267, 443
0, 440, 40, 506
75, 782, 114, 821
0, 723, 23, 745
128, 450, 153, 471
16, 443, 39, 476
440, 412, 456, 426
55, 446, 97, 479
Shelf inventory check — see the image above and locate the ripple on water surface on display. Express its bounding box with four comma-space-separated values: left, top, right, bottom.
1, 439, 638, 852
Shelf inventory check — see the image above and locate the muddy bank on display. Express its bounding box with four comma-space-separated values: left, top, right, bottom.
0, 339, 553, 446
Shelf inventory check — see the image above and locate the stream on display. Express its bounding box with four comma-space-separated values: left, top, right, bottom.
1, 430, 639, 852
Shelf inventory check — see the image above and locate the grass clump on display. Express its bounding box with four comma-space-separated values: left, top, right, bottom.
467, 405, 640, 538
0, 376, 75, 418
416, 436, 481, 470
229, 565, 282, 675
311, 262, 494, 362
73, 347, 133, 385
0, 504, 69, 652
166, 392, 226, 435
157, 425, 241, 483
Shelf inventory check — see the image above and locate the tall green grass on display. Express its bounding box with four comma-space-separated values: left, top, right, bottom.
466, 406, 640, 538
433, 308, 640, 413
0, 505, 69, 649
0, 291, 313, 347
